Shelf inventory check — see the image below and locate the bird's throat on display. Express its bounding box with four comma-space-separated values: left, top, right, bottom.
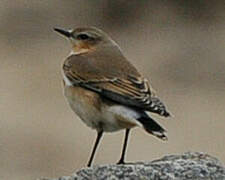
71, 43, 94, 55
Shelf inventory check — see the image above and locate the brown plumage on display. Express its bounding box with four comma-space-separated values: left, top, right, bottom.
63, 45, 170, 117
54, 26, 171, 167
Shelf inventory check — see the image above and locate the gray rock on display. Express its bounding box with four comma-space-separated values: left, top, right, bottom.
39, 152, 225, 180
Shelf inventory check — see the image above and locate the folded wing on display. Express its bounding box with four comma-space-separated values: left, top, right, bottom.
63, 55, 170, 117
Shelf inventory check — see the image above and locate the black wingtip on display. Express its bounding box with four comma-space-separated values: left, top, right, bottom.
147, 97, 172, 118
163, 111, 171, 117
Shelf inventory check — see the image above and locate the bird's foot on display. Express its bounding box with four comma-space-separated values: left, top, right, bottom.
117, 159, 126, 165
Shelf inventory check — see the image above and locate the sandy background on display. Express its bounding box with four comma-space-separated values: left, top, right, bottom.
1, 1, 225, 179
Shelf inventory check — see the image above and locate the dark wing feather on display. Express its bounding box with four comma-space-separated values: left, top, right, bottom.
63, 54, 170, 117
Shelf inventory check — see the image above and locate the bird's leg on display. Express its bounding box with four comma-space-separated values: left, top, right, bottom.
87, 130, 103, 167
117, 129, 130, 164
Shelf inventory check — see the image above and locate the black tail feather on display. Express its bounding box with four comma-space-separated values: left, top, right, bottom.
137, 112, 167, 140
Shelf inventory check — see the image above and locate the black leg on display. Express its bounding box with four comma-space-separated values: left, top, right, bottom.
87, 130, 103, 167
117, 129, 130, 164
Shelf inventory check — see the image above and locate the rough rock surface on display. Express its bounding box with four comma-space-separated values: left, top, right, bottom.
39, 152, 225, 180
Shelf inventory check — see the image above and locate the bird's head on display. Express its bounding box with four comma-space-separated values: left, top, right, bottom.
54, 27, 115, 54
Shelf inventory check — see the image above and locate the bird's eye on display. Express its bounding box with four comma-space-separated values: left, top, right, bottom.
77, 34, 89, 40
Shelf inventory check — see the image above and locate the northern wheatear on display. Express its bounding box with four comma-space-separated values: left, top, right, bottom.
54, 27, 170, 167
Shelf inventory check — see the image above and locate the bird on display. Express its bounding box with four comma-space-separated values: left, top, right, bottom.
54, 27, 170, 167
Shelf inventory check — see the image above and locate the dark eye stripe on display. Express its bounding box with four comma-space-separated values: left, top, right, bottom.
77, 34, 89, 40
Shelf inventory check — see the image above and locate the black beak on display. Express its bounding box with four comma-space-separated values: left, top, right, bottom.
54, 27, 72, 38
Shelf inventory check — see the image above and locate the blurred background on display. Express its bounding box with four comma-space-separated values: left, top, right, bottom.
1, 0, 225, 179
